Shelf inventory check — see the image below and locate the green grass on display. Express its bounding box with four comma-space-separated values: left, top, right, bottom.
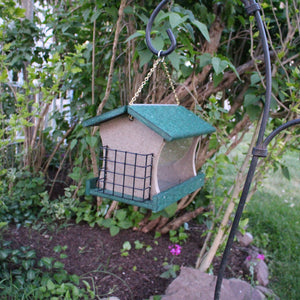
244, 151, 300, 299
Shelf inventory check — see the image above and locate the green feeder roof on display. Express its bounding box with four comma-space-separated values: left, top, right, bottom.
82, 104, 215, 141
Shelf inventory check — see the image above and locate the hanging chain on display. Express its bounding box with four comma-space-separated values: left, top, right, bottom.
129, 55, 180, 106
161, 59, 180, 105
129, 57, 162, 105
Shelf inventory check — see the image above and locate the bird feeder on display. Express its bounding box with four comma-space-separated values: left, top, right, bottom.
83, 104, 215, 212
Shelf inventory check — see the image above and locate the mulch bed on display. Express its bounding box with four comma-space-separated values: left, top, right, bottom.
3, 221, 249, 299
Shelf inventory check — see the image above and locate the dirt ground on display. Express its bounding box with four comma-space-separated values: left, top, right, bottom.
4, 221, 249, 299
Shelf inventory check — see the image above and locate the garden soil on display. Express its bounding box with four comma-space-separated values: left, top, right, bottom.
4, 221, 250, 299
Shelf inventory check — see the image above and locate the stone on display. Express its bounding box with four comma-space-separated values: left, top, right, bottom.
255, 260, 269, 286
243, 251, 269, 287
161, 267, 265, 300
256, 286, 280, 300
237, 231, 254, 247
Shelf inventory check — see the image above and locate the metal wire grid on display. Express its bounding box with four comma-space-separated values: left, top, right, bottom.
97, 146, 154, 201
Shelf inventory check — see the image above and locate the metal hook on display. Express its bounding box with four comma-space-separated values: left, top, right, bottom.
145, 0, 177, 57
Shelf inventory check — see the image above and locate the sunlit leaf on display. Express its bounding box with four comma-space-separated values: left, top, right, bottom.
191, 20, 210, 41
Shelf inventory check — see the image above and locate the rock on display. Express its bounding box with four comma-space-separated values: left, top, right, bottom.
244, 254, 269, 287
255, 260, 269, 286
161, 267, 265, 300
256, 286, 280, 300
237, 231, 254, 247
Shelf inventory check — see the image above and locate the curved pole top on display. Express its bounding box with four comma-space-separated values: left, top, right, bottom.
145, 0, 177, 57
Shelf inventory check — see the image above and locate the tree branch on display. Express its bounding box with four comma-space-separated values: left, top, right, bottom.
95, 0, 127, 116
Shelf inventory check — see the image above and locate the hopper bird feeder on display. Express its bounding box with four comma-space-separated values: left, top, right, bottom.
83, 104, 215, 212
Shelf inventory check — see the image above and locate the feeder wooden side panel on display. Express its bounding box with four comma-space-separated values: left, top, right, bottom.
99, 115, 165, 199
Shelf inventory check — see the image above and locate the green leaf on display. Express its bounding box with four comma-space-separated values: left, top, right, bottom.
138, 49, 153, 67
71, 67, 82, 74
122, 241, 132, 251
102, 218, 114, 228
68, 167, 81, 182
54, 261, 65, 269
0, 69, 8, 82
116, 209, 127, 222
160, 270, 172, 279
212, 57, 228, 75
191, 20, 210, 41
213, 73, 223, 87
155, 10, 168, 24
82, 9, 91, 22
199, 53, 212, 68
281, 165, 291, 180
244, 94, 259, 107
72, 285, 80, 297
70, 274, 80, 285
83, 280, 91, 289
54, 271, 68, 284
91, 9, 102, 23
41, 257, 54, 269
151, 36, 164, 53
168, 51, 181, 71
164, 202, 177, 217
70, 139, 77, 150
121, 251, 129, 257
86, 136, 98, 148
125, 30, 145, 43
246, 104, 261, 121
22, 260, 31, 270
134, 240, 144, 250
169, 13, 188, 28
118, 220, 132, 229
25, 250, 36, 259
0, 249, 10, 260
47, 279, 56, 291
15, 7, 26, 18
226, 60, 241, 80
53, 245, 62, 253
27, 270, 36, 281
110, 225, 120, 237
146, 245, 153, 252
251, 72, 261, 85
180, 64, 193, 77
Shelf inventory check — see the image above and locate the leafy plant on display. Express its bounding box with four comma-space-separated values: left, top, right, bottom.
120, 241, 132, 257
169, 227, 189, 245
160, 244, 182, 279
0, 169, 46, 226
0, 240, 96, 299
160, 262, 180, 279
40, 186, 78, 221
101, 209, 133, 236
134, 240, 144, 250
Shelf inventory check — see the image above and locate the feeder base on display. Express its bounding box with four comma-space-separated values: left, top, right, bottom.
85, 172, 205, 212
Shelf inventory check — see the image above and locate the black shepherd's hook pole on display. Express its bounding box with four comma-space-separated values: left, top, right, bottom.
214, 1, 300, 299
146, 0, 177, 56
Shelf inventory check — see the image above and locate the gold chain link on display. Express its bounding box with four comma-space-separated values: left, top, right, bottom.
129, 56, 179, 106
129, 57, 162, 105
162, 59, 180, 105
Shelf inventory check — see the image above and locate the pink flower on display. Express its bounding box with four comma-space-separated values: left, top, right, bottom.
169, 244, 182, 256
257, 254, 265, 261
246, 255, 252, 261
